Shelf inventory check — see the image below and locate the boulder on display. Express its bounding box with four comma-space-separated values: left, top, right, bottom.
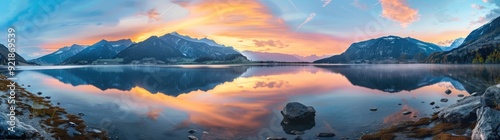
438, 96, 484, 123
482, 84, 500, 108
445, 89, 452, 94
471, 106, 500, 140
0, 113, 38, 138
281, 102, 316, 122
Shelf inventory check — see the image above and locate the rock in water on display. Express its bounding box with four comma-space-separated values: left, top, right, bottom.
458, 94, 464, 97
471, 106, 500, 140
0, 113, 38, 138
281, 102, 316, 121
266, 137, 287, 140
439, 96, 484, 123
430, 102, 435, 105
440, 98, 448, 102
402, 111, 412, 115
188, 129, 196, 134
370, 108, 377, 111
482, 84, 500, 108
445, 89, 452, 94
317, 132, 336, 137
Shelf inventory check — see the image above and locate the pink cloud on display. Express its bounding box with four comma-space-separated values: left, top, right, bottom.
471, 4, 486, 10
352, 0, 369, 10
379, 0, 419, 28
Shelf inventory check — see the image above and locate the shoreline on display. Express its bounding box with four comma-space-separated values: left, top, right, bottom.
361, 84, 500, 140
0, 75, 108, 139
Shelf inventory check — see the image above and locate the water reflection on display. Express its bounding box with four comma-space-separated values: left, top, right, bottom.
32, 66, 248, 96
316, 64, 500, 94
14, 64, 500, 139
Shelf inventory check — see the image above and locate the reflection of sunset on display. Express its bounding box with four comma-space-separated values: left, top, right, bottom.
39, 68, 352, 136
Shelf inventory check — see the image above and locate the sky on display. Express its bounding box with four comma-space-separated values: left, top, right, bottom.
1, 0, 499, 60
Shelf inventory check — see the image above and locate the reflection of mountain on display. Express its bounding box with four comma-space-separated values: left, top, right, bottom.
316, 65, 500, 93
34, 66, 248, 96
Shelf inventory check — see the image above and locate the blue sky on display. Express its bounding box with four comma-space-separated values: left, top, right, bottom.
1, 0, 499, 59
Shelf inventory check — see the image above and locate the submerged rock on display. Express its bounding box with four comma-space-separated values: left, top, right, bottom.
317, 132, 336, 137
281, 102, 316, 122
44, 96, 51, 99
68, 122, 77, 127
440, 98, 449, 102
0, 113, 38, 138
370, 108, 377, 111
402, 111, 412, 115
472, 106, 500, 140
290, 130, 305, 135
430, 102, 435, 105
439, 96, 484, 123
188, 135, 198, 140
445, 89, 452, 94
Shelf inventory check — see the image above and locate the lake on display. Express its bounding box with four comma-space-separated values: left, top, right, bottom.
11, 64, 500, 140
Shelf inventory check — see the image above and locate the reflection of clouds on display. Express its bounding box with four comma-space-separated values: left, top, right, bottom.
39, 67, 348, 138
253, 80, 289, 89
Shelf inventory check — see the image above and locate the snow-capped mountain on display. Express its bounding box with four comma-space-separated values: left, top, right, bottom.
440, 37, 464, 51
30, 44, 86, 65
315, 36, 443, 63
62, 40, 126, 64
115, 32, 247, 64
425, 16, 500, 64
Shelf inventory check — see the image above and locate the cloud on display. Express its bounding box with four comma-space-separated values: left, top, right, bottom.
483, 0, 500, 22
470, 16, 489, 26
471, 4, 486, 10
352, 0, 369, 10
297, 12, 317, 29
252, 40, 289, 48
321, 0, 332, 7
379, 0, 419, 28
144, 8, 161, 22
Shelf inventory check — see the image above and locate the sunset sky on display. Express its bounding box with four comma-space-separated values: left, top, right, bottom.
1, 0, 499, 59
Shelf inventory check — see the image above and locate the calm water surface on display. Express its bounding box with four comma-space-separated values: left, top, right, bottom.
12, 64, 500, 140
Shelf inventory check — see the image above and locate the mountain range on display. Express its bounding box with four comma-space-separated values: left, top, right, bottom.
61, 39, 133, 65
425, 16, 500, 64
315, 36, 443, 63
0, 44, 30, 65
115, 33, 247, 64
30, 44, 86, 65
439, 37, 465, 51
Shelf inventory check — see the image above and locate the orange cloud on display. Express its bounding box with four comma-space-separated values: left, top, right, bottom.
134, 0, 349, 57
379, 0, 419, 28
